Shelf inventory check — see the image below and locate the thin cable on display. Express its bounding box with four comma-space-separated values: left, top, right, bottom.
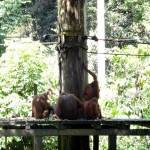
86, 36, 150, 45
0, 42, 57, 46
87, 51, 150, 57
1, 35, 150, 45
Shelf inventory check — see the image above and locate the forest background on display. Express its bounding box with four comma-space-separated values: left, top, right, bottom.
0, 0, 150, 149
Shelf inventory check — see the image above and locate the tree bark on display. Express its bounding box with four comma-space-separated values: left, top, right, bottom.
58, 0, 89, 150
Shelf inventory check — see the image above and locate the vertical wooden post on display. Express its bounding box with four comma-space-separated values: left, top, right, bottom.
93, 136, 99, 150
33, 136, 42, 150
33, 83, 42, 150
108, 135, 117, 150
34, 83, 37, 95
58, 0, 89, 150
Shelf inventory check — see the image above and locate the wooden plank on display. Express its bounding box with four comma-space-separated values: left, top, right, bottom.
0, 129, 149, 136
0, 119, 150, 128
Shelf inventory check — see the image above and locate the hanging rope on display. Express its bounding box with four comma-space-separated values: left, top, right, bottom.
55, 44, 63, 94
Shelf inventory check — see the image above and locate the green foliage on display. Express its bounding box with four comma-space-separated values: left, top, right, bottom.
0, 40, 58, 115
43, 137, 58, 150
117, 136, 150, 150
29, 0, 57, 41
1, 136, 58, 150
87, 0, 97, 33
1, 43, 46, 94
2, 137, 32, 150
0, 93, 31, 118
0, 0, 58, 41
103, 45, 150, 119
105, 0, 150, 47
0, 0, 150, 149
0, 0, 32, 35
99, 44, 150, 149
0, 40, 58, 149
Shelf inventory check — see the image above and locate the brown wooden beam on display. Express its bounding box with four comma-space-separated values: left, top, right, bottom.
0, 119, 150, 127
0, 129, 149, 136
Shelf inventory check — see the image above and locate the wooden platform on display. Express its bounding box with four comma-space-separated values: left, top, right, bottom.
0, 118, 149, 136
0, 118, 149, 150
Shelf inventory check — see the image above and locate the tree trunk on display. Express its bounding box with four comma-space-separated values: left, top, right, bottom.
58, 0, 89, 150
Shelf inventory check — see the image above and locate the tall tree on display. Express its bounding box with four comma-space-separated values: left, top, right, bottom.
58, 0, 89, 149
29, 0, 57, 41
105, 0, 150, 47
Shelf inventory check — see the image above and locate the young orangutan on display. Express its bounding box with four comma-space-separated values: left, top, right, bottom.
32, 88, 54, 119
82, 64, 103, 119
54, 93, 84, 120
83, 64, 100, 101
84, 97, 102, 119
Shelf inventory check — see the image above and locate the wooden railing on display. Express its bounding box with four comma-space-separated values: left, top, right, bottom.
0, 118, 150, 150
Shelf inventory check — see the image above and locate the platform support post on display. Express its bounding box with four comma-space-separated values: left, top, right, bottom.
33, 136, 42, 150
108, 135, 117, 150
93, 136, 99, 150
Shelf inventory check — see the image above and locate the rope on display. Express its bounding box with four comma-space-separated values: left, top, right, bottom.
55, 44, 63, 94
